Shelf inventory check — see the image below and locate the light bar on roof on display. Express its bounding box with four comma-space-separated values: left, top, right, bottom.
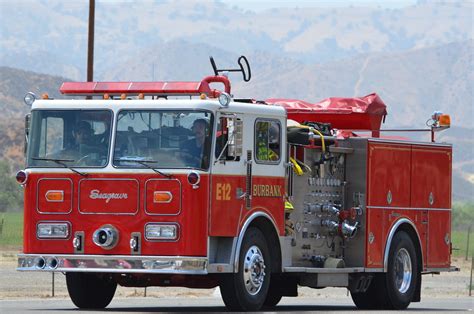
60, 81, 211, 96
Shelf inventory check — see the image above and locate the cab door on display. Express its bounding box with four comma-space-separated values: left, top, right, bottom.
209, 113, 246, 236
247, 118, 286, 235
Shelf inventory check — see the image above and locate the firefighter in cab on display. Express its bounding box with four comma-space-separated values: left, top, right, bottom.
256, 121, 280, 162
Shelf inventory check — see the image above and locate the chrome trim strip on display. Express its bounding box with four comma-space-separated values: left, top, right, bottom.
36, 178, 73, 214
368, 138, 452, 148
283, 267, 366, 273
78, 178, 140, 215
363, 268, 384, 273
17, 254, 207, 274
423, 267, 456, 273
144, 178, 182, 216
383, 218, 423, 272
367, 206, 451, 211
233, 211, 279, 272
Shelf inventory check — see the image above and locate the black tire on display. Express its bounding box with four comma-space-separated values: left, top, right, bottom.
263, 282, 283, 308
219, 227, 271, 311
385, 231, 418, 309
351, 231, 418, 310
66, 272, 117, 309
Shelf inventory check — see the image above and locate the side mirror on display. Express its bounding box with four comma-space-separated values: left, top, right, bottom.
24, 113, 31, 156
227, 118, 243, 158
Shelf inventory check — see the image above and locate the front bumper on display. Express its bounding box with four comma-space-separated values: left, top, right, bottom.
17, 254, 208, 274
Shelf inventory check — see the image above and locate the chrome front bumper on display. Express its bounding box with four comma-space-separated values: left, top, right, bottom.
17, 254, 208, 274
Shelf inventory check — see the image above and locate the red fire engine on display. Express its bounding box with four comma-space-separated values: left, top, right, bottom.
17, 57, 455, 311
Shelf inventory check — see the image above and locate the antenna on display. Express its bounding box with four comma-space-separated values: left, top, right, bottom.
209, 55, 251, 82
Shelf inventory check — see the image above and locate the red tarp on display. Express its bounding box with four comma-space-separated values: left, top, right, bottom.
266, 93, 387, 131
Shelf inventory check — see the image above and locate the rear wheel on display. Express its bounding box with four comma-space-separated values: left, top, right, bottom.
385, 231, 418, 309
351, 231, 418, 310
219, 227, 271, 311
66, 272, 117, 309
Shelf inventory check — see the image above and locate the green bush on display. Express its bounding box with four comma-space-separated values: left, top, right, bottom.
0, 159, 23, 212
452, 202, 474, 231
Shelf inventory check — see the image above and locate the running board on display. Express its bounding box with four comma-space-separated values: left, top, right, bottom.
284, 266, 366, 274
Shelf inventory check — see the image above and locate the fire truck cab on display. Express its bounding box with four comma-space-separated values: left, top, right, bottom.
17, 58, 454, 311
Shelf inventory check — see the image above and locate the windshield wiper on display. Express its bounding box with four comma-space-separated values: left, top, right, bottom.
32, 157, 88, 177
115, 158, 172, 179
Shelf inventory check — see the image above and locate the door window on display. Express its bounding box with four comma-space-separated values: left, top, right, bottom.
255, 120, 281, 164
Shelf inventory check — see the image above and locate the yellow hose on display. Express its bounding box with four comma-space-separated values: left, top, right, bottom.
289, 157, 304, 175
288, 125, 326, 152
311, 128, 326, 152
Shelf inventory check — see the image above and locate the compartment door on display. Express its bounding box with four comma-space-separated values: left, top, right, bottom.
411, 146, 452, 268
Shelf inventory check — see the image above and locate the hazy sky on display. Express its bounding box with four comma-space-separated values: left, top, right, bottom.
221, 0, 418, 11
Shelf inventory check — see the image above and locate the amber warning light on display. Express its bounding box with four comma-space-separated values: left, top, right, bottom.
438, 114, 451, 127
153, 191, 172, 203
431, 111, 451, 128
45, 190, 64, 202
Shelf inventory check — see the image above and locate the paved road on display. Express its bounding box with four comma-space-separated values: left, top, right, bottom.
0, 296, 472, 313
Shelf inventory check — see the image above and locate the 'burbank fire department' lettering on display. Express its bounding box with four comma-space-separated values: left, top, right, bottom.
252, 184, 282, 198
90, 189, 128, 203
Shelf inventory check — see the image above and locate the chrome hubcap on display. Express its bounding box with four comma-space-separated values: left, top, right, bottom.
243, 245, 266, 295
394, 248, 412, 294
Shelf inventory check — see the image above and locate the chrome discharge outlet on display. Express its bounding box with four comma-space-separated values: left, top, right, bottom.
341, 221, 359, 239
321, 219, 359, 239
93, 225, 119, 249
34, 256, 45, 269
46, 257, 59, 269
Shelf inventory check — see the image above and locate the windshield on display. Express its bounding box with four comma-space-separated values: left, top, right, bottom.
113, 110, 213, 170
27, 110, 112, 168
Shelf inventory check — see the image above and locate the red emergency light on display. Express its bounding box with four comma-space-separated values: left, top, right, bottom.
59, 76, 231, 98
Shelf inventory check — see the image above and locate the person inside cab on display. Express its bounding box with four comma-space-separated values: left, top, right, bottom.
59, 121, 97, 163
256, 122, 280, 162
179, 118, 210, 168
73, 121, 94, 146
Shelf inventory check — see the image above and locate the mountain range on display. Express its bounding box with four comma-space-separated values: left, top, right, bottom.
0, 0, 472, 200
1, 0, 472, 80
0, 63, 472, 201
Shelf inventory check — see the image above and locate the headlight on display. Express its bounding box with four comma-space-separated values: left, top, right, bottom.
145, 223, 178, 241
37, 222, 70, 239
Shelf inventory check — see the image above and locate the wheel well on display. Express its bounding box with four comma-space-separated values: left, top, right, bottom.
249, 217, 282, 273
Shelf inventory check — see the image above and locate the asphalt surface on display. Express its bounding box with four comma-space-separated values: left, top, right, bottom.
0, 296, 472, 313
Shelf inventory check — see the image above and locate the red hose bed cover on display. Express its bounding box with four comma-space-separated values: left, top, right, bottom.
266, 93, 387, 131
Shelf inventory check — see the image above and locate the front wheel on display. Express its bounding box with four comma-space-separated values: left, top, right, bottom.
219, 227, 271, 311
66, 273, 117, 309
263, 280, 283, 308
